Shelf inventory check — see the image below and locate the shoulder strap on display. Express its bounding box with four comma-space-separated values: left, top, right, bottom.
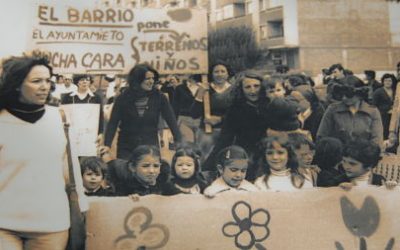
59, 109, 77, 189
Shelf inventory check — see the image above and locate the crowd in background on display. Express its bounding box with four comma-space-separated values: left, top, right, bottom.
1, 54, 400, 249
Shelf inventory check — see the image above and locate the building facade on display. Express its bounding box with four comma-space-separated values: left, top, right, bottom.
208, 0, 400, 75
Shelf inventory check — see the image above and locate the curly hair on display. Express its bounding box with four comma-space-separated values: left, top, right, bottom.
232, 70, 266, 105
259, 135, 305, 188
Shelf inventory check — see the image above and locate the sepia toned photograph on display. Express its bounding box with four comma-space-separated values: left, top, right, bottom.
0, 0, 400, 249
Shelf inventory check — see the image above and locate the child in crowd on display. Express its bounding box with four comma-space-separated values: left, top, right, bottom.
314, 137, 348, 187
339, 139, 397, 189
80, 156, 114, 196
254, 136, 313, 191
99, 145, 167, 196
162, 146, 208, 195
204, 146, 258, 197
288, 133, 320, 186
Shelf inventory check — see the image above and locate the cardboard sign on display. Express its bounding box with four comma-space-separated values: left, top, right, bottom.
86, 187, 400, 250
28, 2, 208, 74
61, 103, 100, 156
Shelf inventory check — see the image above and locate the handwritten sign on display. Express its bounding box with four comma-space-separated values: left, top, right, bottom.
28, 2, 208, 74
61, 104, 100, 156
86, 187, 400, 250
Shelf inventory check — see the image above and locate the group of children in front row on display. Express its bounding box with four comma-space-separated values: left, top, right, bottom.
81, 133, 397, 199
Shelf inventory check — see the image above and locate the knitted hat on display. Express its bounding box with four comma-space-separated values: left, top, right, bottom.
267, 97, 301, 131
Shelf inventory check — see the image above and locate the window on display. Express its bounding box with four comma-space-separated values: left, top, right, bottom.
246, 1, 254, 14
260, 25, 268, 39
271, 51, 282, 65
223, 5, 234, 19
268, 20, 284, 38
216, 9, 223, 21
260, 0, 269, 10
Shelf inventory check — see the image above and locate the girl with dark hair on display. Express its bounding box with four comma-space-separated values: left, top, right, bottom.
202, 70, 268, 180
204, 145, 258, 197
162, 146, 208, 195
100, 145, 166, 196
254, 136, 313, 191
190, 61, 235, 163
315, 137, 348, 187
373, 73, 398, 140
104, 64, 181, 159
317, 75, 383, 147
0, 56, 85, 250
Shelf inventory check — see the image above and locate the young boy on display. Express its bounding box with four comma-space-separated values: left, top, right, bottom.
288, 133, 320, 186
204, 146, 258, 198
80, 156, 114, 196
339, 139, 397, 189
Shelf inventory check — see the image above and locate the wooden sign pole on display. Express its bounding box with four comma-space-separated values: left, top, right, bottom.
202, 74, 212, 133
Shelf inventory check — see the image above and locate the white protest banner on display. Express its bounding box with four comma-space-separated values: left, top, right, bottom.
28, 1, 208, 74
86, 187, 400, 250
61, 103, 99, 156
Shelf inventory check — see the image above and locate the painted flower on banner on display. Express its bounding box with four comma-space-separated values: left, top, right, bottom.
114, 207, 169, 250
222, 201, 270, 250
335, 196, 395, 250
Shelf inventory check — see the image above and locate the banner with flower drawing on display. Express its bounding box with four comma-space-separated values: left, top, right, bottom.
86, 187, 400, 250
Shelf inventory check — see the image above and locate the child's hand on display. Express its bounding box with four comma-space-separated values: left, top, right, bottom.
384, 180, 398, 190
98, 146, 113, 163
128, 194, 140, 202
339, 182, 354, 191
203, 190, 215, 199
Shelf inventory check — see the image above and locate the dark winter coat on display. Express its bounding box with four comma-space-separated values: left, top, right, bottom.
106, 159, 163, 196
104, 88, 181, 159
317, 101, 383, 146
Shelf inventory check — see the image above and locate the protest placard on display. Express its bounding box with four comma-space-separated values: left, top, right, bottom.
28, 1, 208, 74
61, 104, 100, 156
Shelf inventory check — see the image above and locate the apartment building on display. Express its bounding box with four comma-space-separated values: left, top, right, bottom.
208, 0, 400, 75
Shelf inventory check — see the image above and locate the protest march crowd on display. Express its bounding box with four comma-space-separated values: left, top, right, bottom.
0, 54, 400, 250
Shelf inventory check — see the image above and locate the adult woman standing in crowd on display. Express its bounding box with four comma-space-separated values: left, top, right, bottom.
0, 56, 70, 250
61, 74, 104, 136
104, 64, 181, 160
202, 70, 267, 180
317, 75, 383, 146
373, 73, 398, 140
190, 61, 235, 162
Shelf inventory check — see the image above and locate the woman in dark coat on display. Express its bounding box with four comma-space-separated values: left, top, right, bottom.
202, 70, 268, 180
372, 73, 398, 139
317, 75, 383, 147
104, 64, 182, 159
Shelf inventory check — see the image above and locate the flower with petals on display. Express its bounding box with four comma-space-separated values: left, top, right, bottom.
222, 201, 270, 249
114, 207, 169, 250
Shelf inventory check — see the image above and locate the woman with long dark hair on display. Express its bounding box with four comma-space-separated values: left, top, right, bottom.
104, 64, 181, 159
201, 70, 268, 180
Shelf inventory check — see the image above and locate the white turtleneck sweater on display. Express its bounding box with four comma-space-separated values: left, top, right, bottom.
0, 106, 86, 232
254, 168, 313, 191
